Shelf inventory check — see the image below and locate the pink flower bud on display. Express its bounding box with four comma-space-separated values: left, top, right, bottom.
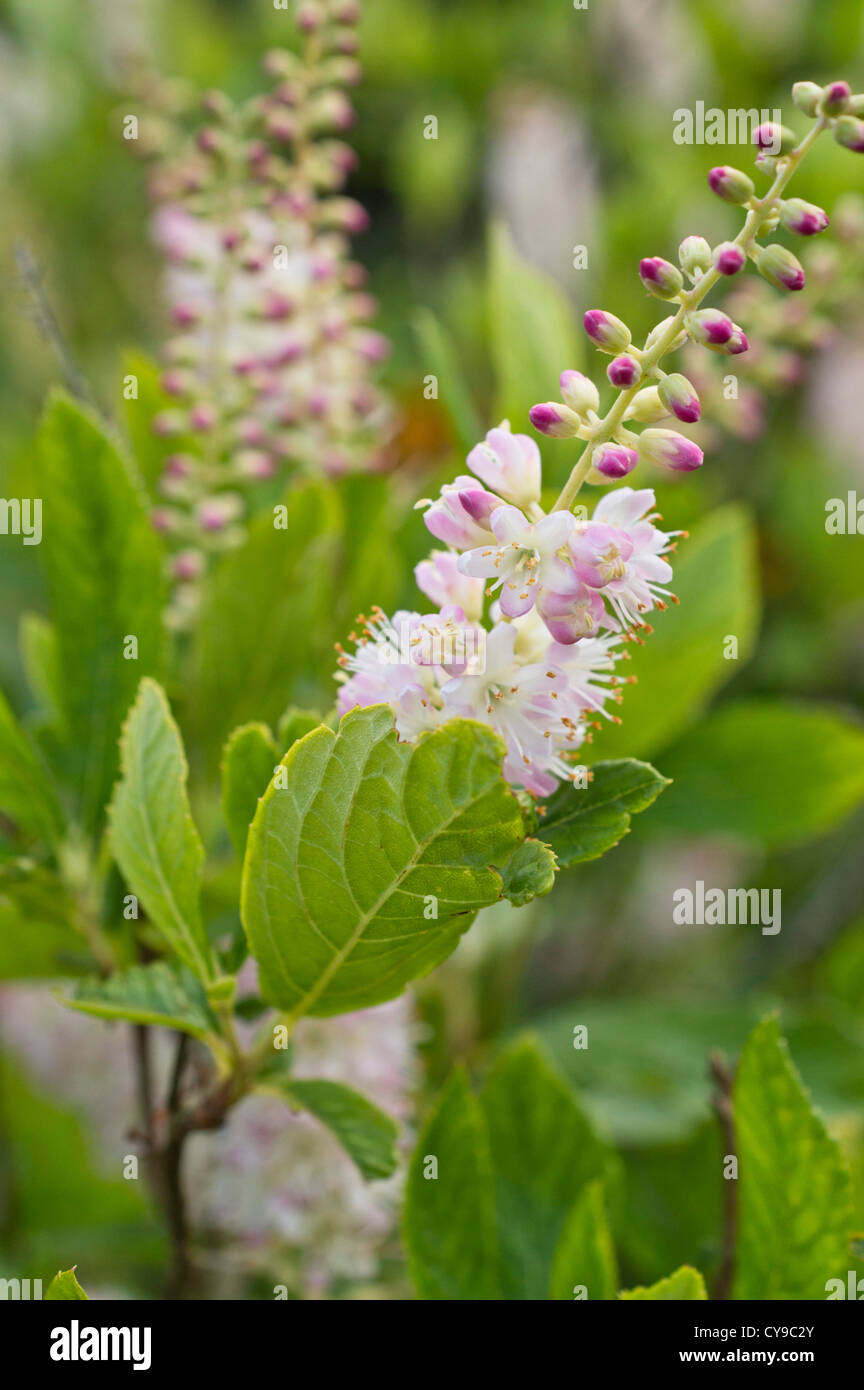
592, 444, 638, 479
151, 411, 185, 437
833, 116, 864, 152
190, 403, 217, 431
713, 241, 745, 276
637, 428, 703, 472
528, 402, 582, 438
150, 507, 177, 534
172, 549, 205, 582
822, 81, 851, 115
559, 370, 599, 415
753, 122, 797, 155
638, 257, 684, 299
235, 449, 276, 480
160, 369, 190, 397
754, 243, 806, 291
658, 373, 701, 423
685, 308, 734, 346
172, 302, 200, 328
779, 198, 829, 235
467, 425, 541, 508
583, 309, 631, 353
725, 327, 750, 355
708, 166, 755, 205
422, 478, 499, 548
607, 355, 642, 388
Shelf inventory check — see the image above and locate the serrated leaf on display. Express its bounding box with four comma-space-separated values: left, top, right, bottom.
262, 1077, 398, 1180
221, 722, 279, 859
650, 700, 864, 848
404, 1069, 501, 1300
619, 1265, 707, 1300
45, 1267, 89, 1300
241, 705, 524, 1018
733, 1016, 852, 1299
192, 482, 341, 758
276, 706, 323, 750
479, 1039, 608, 1299
499, 837, 557, 905
35, 391, 166, 835
538, 759, 668, 867
549, 1181, 618, 1300
109, 679, 213, 981
0, 689, 64, 844
59, 961, 220, 1040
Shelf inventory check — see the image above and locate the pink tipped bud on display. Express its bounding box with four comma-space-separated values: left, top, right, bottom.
190, 403, 217, 431
235, 449, 276, 481
296, 2, 324, 31
658, 373, 701, 424
713, 241, 745, 276
583, 309, 631, 353
593, 443, 638, 479
638, 257, 684, 299
172, 549, 205, 582
753, 122, 797, 156
678, 235, 713, 280
833, 116, 864, 152
150, 507, 178, 534
708, 166, 755, 205
637, 428, 703, 473
607, 354, 642, 388
151, 411, 185, 437
529, 402, 582, 439
822, 81, 851, 115
172, 302, 200, 328
559, 370, 599, 415
685, 308, 734, 346
160, 369, 191, 397
725, 327, 750, 355
779, 197, 829, 236
754, 243, 806, 291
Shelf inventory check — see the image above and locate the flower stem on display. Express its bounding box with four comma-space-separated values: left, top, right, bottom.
553, 118, 828, 513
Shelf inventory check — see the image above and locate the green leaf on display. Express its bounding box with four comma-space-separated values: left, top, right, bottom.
277, 706, 323, 751
59, 961, 220, 1041
538, 759, 668, 867
241, 705, 524, 1017
499, 837, 557, 905
109, 679, 213, 981
0, 689, 64, 844
192, 481, 340, 757
619, 1265, 707, 1300
479, 1039, 608, 1299
733, 1016, 852, 1299
487, 221, 580, 428
650, 700, 864, 848
404, 1069, 501, 1300
35, 391, 166, 834
221, 722, 279, 858
549, 1181, 618, 1300
45, 1268, 89, 1300
413, 307, 483, 454
261, 1077, 398, 1180
591, 505, 760, 760
19, 612, 65, 731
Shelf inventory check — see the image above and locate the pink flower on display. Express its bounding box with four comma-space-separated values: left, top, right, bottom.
466, 424, 541, 508
415, 550, 484, 621
421, 477, 500, 548
457, 506, 574, 618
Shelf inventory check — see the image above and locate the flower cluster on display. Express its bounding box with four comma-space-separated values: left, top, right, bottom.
135, 0, 393, 624
336, 78, 861, 799
336, 423, 677, 796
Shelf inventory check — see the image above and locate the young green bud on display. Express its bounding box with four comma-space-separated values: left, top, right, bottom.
708, 166, 755, 204
754, 243, 806, 291
559, 369, 599, 415
792, 81, 824, 117
678, 235, 712, 279
625, 386, 669, 424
